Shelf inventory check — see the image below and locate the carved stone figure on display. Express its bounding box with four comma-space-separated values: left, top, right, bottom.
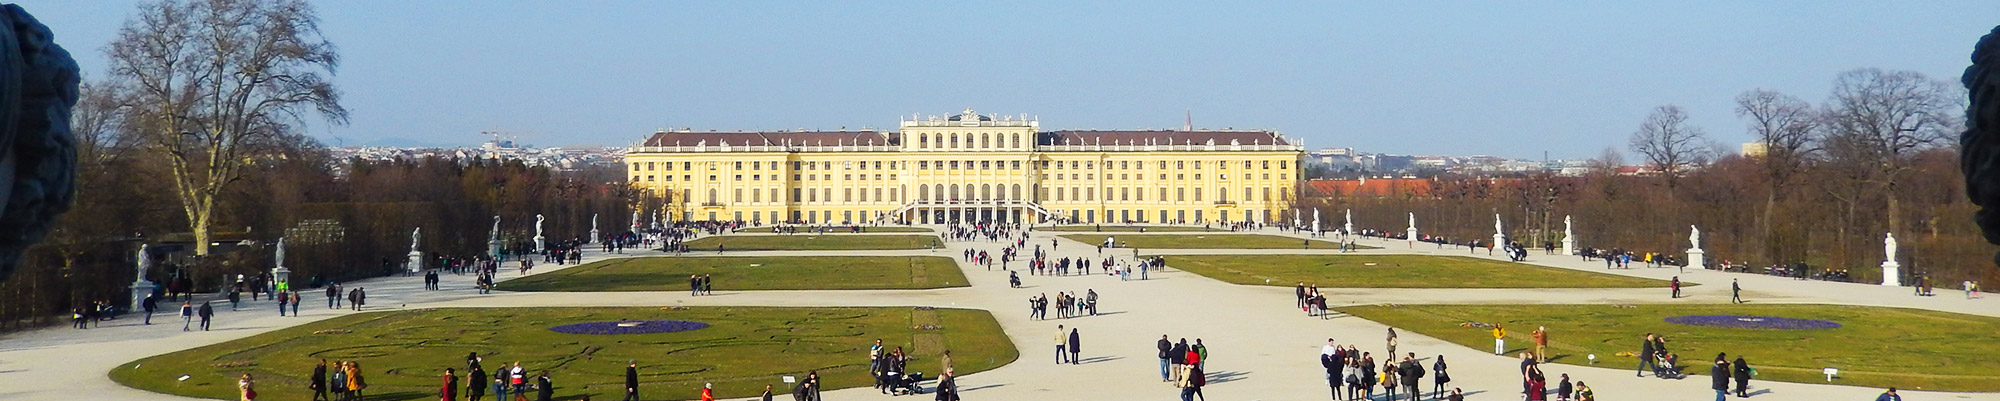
0, 6, 81, 281
1960, 26, 2000, 267
489, 215, 500, 241
535, 214, 545, 237
1494, 213, 1504, 235
274, 237, 285, 269
1689, 225, 1702, 249
1407, 212, 1415, 229
1885, 232, 1899, 262
410, 227, 421, 251
134, 243, 152, 281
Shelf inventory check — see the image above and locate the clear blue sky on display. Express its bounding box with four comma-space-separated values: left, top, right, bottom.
19, 1, 1999, 158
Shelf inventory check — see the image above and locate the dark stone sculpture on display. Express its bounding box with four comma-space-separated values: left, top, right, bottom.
1963, 26, 2000, 266
0, 5, 79, 281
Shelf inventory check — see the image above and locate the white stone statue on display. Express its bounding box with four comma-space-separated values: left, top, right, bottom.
535, 214, 546, 238
275, 237, 286, 269
1564, 215, 1573, 236
411, 227, 422, 251
1343, 209, 1354, 235
631, 211, 640, 230
1407, 212, 1415, 229
591, 214, 599, 232
489, 215, 501, 242
1884, 232, 1898, 262
1494, 213, 1504, 235
135, 243, 153, 281
1689, 225, 1701, 250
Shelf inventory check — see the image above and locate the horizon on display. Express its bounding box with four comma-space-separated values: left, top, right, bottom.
19, 1, 1999, 159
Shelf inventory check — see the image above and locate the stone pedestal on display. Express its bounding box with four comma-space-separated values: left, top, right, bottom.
1881, 261, 1902, 286
129, 281, 155, 311
1686, 248, 1705, 270
1492, 233, 1506, 250
532, 235, 546, 253
589, 228, 600, 245
407, 251, 424, 274
1562, 237, 1575, 256
1406, 227, 1418, 248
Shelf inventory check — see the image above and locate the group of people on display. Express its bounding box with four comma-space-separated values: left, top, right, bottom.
1317, 336, 1462, 401
1027, 290, 1097, 320
305, 359, 370, 401
688, 274, 715, 296
1156, 335, 1211, 401
1295, 283, 1331, 319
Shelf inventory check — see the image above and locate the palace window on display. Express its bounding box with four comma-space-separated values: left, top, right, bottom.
1011, 133, 1021, 148
1193, 161, 1202, 169
822, 161, 832, 170
844, 174, 851, 180
1280, 161, 1288, 170
1159, 161, 1168, 169
844, 188, 852, 202
684, 175, 691, 181
1262, 161, 1270, 169
644, 175, 653, 182
950, 161, 960, 169
708, 162, 717, 170
1086, 161, 1094, 169
981, 133, 990, 149
981, 161, 990, 170
734, 175, 742, 180
733, 188, 742, 202
874, 188, 883, 202
920, 134, 928, 148
1194, 187, 1203, 201
1160, 174, 1167, 180
1263, 187, 1272, 202
734, 162, 743, 170
1160, 188, 1168, 201
1244, 187, 1253, 201
1012, 161, 1021, 170
709, 175, 717, 181
844, 161, 853, 170
951, 133, 959, 148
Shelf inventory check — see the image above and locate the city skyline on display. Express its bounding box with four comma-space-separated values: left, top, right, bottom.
21, 1, 1998, 159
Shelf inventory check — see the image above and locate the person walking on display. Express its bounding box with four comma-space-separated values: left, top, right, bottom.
1320, 352, 1344, 400
1556, 374, 1572, 401
239, 373, 258, 401
311, 360, 329, 401
1054, 325, 1067, 364
290, 291, 301, 316
278, 291, 290, 317
1398, 354, 1424, 401
1533, 326, 1549, 363
197, 301, 215, 331
1711, 359, 1730, 401
1492, 323, 1506, 355
1158, 335, 1174, 382
327, 283, 340, 309
1875, 388, 1901, 401
935, 370, 961, 401
700, 382, 716, 401
491, 376, 508, 401
624, 361, 640, 401
141, 293, 157, 325
1068, 328, 1082, 365
1731, 279, 1743, 303
1193, 339, 1208, 370
1432, 355, 1450, 397
441, 368, 459, 401
467, 365, 487, 401
1732, 356, 1753, 397
1637, 333, 1657, 377
534, 371, 552, 401
1671, 276, 1682, 299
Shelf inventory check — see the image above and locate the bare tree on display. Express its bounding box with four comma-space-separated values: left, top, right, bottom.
1629, 105, 1712, 191
1735, 89, 1819, 260
1822, 68, 1958, 237
106, 0, 346, 255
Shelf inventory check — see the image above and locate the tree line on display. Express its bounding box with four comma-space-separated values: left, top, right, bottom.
0, 0, 635, 329
1305, 68, 1995, 289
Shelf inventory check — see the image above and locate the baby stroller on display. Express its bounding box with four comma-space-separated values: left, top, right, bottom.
1009, 272, 1021, 288
885, 371, 928, 395
1653, 353, 1684, 379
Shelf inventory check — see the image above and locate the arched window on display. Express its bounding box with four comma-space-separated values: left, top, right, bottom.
919, 134, 928, 149
920, 185, 929, 201
1011, 133, 1020, 149
981, 184, 992, 200
1012, 184, 1022, 200
950, 133, 958, 148
950, 184, 960, 200
707, 189, 718, 203
982, 133, 990, 149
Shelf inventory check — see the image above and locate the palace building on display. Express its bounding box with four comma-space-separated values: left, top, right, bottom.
624, 109, 1304, 225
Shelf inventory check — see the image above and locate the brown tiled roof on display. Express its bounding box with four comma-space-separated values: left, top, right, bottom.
641, 131, 896, 147
1038, 130, 1288, 146
1306, 178, 1434, 197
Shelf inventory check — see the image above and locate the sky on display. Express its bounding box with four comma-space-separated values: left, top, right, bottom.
18, 1, 2000, 159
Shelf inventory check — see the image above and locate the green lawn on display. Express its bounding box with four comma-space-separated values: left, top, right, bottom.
1338, 304, 2000, 392
754, 226, 933, 233
1035, 225, 1226, 232
1161, 254, 1666, 288
111, 307, 1017, 401
502, 256, 969, 291
682, 234, 940, 251
1059, 234, 1369, 250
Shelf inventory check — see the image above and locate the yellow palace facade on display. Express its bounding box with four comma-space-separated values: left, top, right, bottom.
625, 109, 1304, 225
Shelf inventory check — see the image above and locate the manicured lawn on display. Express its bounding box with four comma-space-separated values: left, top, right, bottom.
1035, 225, 1226, 232
1161, 255, 1666, 288
502, 256, 969, 291
754, 226, 933, 233
1337, 304, 2000, 392
1059, 234, 1368, 250
111, 307, 1017, 401
682, 234, 940, 251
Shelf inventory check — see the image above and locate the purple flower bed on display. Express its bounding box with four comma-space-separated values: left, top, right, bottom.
1663, 315, 1841, 330
549, 320, 710, 335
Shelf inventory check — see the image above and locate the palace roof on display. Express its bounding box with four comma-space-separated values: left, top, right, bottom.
1038, 130, 1289, 146
641, 131, 897, 147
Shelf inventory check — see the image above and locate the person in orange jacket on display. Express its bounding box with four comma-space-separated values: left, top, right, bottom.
699, 382, 715, 401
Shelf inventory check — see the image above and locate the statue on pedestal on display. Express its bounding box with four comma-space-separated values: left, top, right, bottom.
275, 237, 286, 269
410, 227, 421, 252
1885, 232, 1899, 262
133, 244, 153, 283
589, 213, 600, 244
533, 214, 547, 252
1689, 225, 1702, 250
